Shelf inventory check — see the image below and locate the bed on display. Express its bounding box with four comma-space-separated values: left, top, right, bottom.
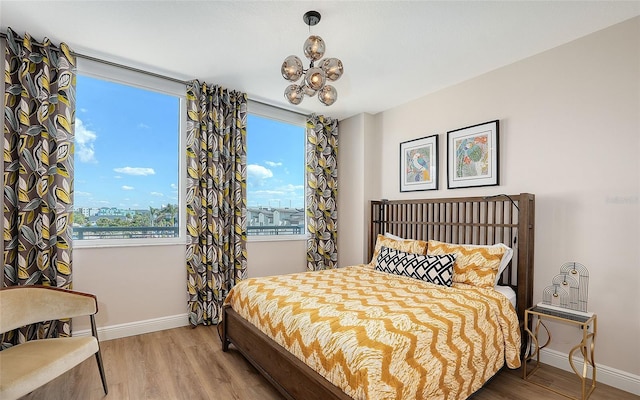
221, 193, 535, 400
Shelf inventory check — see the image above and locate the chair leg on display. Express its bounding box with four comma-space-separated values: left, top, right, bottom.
94, 350, 109, 395
90, 315, 108, 395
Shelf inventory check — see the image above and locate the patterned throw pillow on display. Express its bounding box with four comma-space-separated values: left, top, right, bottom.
375, 246, 456, 286
427, 240, 507, 288
368, 234, 428, 266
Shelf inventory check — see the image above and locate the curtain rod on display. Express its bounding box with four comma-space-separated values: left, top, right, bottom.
0, 30, 183, 84
0, 31, 306, 116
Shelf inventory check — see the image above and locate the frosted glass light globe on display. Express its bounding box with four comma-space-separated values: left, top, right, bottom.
318, 85, 337, 106
284, 84, 304, 105
281, 55, 303, 81
303, 35, 325, 61
321, 58, 343, 81
305, 67, 326, 91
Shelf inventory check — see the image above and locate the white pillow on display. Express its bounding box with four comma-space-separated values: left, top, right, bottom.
384, 232, 408, 241
497, 245, 514, 284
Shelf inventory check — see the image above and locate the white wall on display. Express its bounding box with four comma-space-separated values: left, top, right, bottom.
247, 240, 307, 277
339, 16, 639, 383
337, 112, 383, 266
72, 239, 307, 334
72, 245, 187, 333
336, 114, 366, 266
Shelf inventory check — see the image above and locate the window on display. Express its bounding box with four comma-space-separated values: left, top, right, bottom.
73, 59, 186, 247
247, 102, 306, 239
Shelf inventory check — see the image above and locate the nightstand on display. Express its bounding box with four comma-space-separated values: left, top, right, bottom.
523, 305, 597, 400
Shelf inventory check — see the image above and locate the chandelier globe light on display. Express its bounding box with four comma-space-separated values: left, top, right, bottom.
281, 10, 344, 106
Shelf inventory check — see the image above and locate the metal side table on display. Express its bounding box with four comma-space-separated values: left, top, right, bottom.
523, 305, 597, 400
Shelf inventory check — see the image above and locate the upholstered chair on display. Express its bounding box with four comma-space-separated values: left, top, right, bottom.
0, 285, 108, 399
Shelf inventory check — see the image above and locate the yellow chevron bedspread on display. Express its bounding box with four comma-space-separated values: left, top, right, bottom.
224, 265, 521, 400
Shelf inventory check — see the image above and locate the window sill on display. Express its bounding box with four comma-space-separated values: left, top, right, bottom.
247, 234, 309, 243
73, 238, 186, 249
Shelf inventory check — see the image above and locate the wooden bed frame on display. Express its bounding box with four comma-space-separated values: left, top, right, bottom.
222, 193, 535, 400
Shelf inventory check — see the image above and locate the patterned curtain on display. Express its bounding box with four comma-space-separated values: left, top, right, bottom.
2, 28, 76, 343
306, 114, 338, 271
186, 81, 247, 326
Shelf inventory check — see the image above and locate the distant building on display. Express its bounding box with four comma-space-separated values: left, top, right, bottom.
74, 207, 152, 226
247, 206, 304, 227
247, 207, 305, 235
74, 206, 303, 234
75, 207, 101, 217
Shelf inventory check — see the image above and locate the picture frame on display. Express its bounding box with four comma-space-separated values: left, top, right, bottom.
447, 120, 499, 189
400, 134, 438, 192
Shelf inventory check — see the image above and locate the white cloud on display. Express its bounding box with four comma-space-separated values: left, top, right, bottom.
247, 164, 273, 180
150, 192, 164, 197
113, 167, 156, 176
75, 118, 97, 163
74, 191, 91, 197
265, 161, 282, 167
138, 123, 150, 129
170, 183, 177, 189
121, 185, 134, 190
279, 184, 303, 192
253, 190, 285, 195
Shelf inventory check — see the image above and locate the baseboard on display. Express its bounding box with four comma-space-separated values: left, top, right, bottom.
73, 313, 190, 341
540, 348, 640, 396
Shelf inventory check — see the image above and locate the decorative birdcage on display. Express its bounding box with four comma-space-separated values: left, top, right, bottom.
541, 262, 589, 313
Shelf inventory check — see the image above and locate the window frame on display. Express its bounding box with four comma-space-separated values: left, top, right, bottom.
247, 101, 308, 243
73, 58, 187, 248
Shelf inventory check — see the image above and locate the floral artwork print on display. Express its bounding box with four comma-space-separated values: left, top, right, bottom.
455, 134, 489, 178
400, 135, 438, 192
447, 120, 499, 189
406, 147, 432, 183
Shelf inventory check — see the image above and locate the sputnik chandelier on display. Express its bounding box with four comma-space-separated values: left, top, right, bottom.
281, 10, 344, 106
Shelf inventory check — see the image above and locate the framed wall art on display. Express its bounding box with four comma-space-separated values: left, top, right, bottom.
447, 120, 499, 189
400, 134, 438, 192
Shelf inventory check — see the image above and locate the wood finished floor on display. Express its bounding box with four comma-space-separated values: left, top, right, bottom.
19, 325, 638, 400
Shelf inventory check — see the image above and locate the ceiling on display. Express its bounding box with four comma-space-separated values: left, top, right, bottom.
1, 1, 639, 120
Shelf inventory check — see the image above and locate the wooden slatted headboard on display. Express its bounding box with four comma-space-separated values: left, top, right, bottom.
369, 193, 535, 322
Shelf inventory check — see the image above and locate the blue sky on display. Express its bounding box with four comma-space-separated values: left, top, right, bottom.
247, 115, 305, 209
75, 75, 304, 211
75, 75, 179, 211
